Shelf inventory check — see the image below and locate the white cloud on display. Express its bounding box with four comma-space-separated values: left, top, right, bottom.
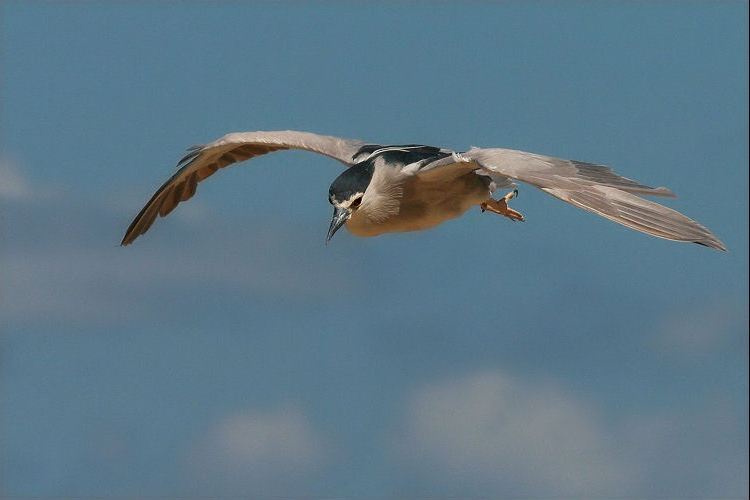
1, 236, 352, 325
0, 159, 356, 329
0, 158, 31, 200
184, 406, 327, 495
0, 189, 354, 326
655, 298, 748, 355
394, 370, 748, 497
619, 406, 749, 498
395, 370, 627, 496
0, 157, 66, 202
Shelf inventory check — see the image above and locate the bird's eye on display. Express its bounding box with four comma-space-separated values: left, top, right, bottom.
350, 197, 362, 209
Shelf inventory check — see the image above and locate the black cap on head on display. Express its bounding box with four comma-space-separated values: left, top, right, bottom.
329, 162, 374, 204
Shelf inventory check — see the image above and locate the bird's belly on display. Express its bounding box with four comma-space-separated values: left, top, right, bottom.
346, 174, 491, 237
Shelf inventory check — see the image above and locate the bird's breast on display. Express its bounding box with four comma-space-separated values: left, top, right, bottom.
346, 173, 491, 237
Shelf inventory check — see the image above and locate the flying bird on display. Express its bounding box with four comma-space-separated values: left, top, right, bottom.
121, 130, 725, 251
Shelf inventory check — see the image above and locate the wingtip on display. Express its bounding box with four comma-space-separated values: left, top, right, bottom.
120, 228, 140, 246
176, 146, 203, 167
695, 238, 728, 252
654, 186, 677, 198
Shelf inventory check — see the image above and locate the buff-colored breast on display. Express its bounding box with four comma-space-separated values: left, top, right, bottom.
346, 173, 492, 237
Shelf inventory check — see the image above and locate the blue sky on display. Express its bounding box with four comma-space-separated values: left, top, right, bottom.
1, 1, 747, 497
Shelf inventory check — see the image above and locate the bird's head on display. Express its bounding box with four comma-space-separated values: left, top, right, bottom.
326, 162, 374, 243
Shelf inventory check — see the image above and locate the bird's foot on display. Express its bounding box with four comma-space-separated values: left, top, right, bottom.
480, 190, 525, 222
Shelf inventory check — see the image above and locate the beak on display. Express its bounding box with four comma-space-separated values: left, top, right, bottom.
326, 206, 351, 244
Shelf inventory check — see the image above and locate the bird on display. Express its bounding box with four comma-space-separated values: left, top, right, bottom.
121, 130, 726, 251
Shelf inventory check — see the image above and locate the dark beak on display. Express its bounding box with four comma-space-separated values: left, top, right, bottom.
326, 206, 351, 244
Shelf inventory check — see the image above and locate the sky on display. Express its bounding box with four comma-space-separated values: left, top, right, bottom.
0, 1, 747, 498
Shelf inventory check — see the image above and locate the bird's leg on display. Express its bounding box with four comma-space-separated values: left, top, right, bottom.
480, 189, 525, 222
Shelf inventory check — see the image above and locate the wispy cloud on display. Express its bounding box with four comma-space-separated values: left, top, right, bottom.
393, 369, 748, 498
394, 370, 626, 496
655, 298, 748, 356
1, 179, 355, 327
619, 406, 749, 498
184, 405, 327, 495
2, 233, 351, 326
0, 158, 31, 201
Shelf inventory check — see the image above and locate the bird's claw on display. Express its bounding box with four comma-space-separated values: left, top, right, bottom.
507, 189, 519, 201
480, 190, 525, 222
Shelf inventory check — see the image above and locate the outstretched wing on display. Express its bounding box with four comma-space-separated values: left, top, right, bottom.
121, 130, 367, 245
424, 147, 725, 250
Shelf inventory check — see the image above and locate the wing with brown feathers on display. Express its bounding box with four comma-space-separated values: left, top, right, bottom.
121, 130, 367, 245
